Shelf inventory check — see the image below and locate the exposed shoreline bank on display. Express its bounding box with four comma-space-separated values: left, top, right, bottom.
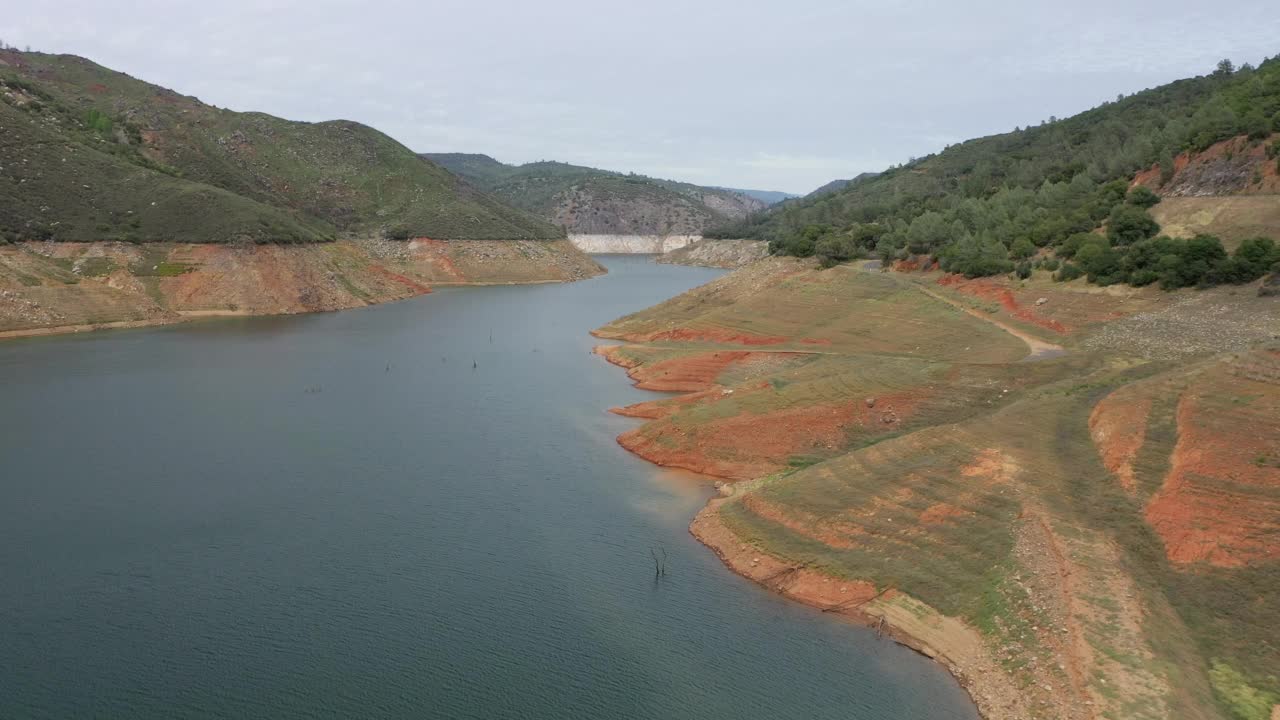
594, 344, 1013, 720
0, 238, 604, 342
0, 274, 604, 342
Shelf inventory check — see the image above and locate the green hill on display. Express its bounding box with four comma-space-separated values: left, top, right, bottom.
709, 57, 1280, 289
0, 50, 561, 243
422, 153, 766, 235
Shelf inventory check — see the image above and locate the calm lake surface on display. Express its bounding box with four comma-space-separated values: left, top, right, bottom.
0, 255, 977, 719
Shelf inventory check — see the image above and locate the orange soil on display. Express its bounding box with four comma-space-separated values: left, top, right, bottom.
368, 264, 433, 294
920, 502, 970, 525
600, 326, 790, 346
1131, 153, 1192, 190
407, 237, 466, 282
592, 345, 641, 370
611, 388, 723, 420
937, 274, 1069, 334
691, 498, 1033, 720
740, 494, 863, 549
618, 350, 766, 392
595, 346, 809, 394
1133, 133, 1280, 194
1145, 391, 1280, 568
619, 390, 926, 480
1088, 388, 1154, 495
691, 499, 880, 607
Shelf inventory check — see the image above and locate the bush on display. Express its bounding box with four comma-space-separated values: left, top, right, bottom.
1120, 234, 1229, 289
82, 109, 113, 135
1075, 240, 1121, 282
1056, 263, 1084, 282
1041, 257, 1061, 272
814, 231, 863, 268
1058, 232, 1094, 259
1015, 260, 1032, 279
1107, 204, 1160, 245
1211, 236, 1280, 283
1126, 186, 1161, 208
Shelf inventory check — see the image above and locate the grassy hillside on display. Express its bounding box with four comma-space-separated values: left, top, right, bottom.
594, 259, 1280, 720
709, 57, 1280, 289
0, 50, 562, 242
423, 153, 765, 235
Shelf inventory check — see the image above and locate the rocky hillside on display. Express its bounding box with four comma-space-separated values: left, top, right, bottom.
0, 50, 562, 242
422, 153, 766, 235
1129, 134, 1280, 249
656, 238, 769, 268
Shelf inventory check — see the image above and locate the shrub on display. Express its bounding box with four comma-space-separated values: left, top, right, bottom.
1055, 263, 1084, 281
82, 108, 113, 135
1107, 204, 1160, 245
1075, 240, 1121, 281
1212, 236, 1280, 283
1015, 260, 1032, 279
1126, 186, 1161, 208
1058, 232, 1094, 259
814, 232, 863, 268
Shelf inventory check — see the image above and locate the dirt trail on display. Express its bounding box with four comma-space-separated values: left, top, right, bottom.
917, 286, 1066, 361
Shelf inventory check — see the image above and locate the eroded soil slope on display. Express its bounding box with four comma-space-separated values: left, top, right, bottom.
596, 258, 1280, 720
1, 239, 602, 337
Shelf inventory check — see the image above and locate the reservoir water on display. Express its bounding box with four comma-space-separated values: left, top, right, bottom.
0, 255, 977, 719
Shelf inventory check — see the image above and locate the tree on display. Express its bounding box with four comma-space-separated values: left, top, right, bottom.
814, 232, 861, 268
1126, 186, 1161, 208
905, 211, 950, 254
940, 231, 1013, 278
1009, 237, 1036, 260
1243, 111, 1271, 140
1214, 59, 1236, 77
1107, 205, 1160, 245
1159, 149, 1178, 185
1075, 240, 1121, 283
1213, 236, 1280, 282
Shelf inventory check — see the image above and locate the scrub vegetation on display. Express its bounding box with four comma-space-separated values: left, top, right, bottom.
0, 50, 562, 244
708, 57, 1280, 292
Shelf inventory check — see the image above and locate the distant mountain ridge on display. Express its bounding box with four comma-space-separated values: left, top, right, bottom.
422, 153, 767, 235
804, 172, 880, 198
711, 186, 798, 205
0, 51, 561, 243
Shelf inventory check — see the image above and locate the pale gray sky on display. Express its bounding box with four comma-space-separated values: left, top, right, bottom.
4, 1, 1277, 193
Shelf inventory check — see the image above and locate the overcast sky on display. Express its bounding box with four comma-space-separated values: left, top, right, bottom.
4, 1, 1277, 194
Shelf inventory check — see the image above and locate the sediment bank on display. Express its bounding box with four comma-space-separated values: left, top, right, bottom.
0, 238, 603, 340
569, 234, 699, 254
